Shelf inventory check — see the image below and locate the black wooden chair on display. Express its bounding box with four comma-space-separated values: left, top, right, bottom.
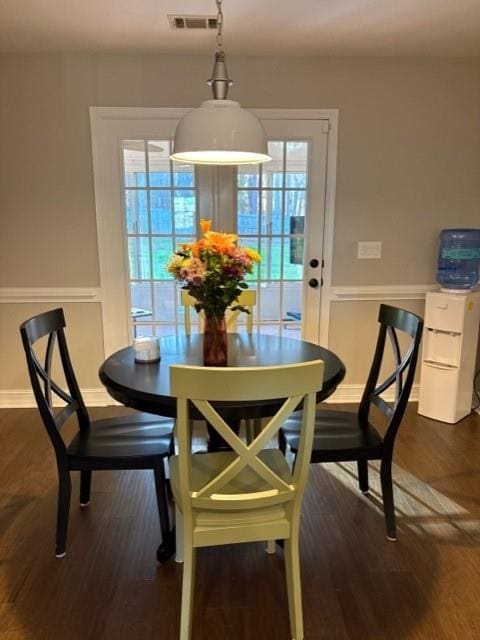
20, 308, 174, 561
279, 304, 423, 541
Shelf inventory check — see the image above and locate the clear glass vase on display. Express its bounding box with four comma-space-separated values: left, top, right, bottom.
203, 315, 228, 366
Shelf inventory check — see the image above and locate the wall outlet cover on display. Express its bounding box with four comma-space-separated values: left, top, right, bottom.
357, 241, 382, 259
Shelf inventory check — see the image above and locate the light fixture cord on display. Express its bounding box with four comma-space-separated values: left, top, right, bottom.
216, 0, 223, 51
207, 0, 233, 100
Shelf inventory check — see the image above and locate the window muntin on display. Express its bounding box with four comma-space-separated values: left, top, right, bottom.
237, 141, 309, 338
122, 139, 196, 338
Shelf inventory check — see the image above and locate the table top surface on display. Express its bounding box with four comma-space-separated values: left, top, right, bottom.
99, 333, 346, 419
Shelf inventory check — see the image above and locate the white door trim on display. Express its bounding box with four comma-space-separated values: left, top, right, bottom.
90, 108, 189, 356
90, 107, 339, 355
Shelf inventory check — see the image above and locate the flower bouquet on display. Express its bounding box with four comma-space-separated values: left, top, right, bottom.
167, 219, 260, 365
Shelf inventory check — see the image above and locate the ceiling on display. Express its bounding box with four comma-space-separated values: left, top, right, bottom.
1, 0, 480, 56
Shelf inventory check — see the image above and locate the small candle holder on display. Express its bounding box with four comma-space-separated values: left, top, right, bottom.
133, 336, 160, 363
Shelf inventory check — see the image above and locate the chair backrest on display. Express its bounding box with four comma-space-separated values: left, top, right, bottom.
19, 308, 88, 460
170, 360, 324, 516
181, 289, 256, 335
358, 304, 423, 451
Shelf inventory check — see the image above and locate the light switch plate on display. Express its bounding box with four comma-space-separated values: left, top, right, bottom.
357, 241, 382, 259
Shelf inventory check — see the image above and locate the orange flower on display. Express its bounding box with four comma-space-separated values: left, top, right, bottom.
200, 219, 237, 252
200, 218, 212, 234
190, 238, 208, 257
204, 231, 238, 253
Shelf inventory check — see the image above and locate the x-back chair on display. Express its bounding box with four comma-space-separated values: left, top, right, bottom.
280, 304, 423, 541
181, 289, 256, 336
20, 308, 174, 560
169, 359, 324, 640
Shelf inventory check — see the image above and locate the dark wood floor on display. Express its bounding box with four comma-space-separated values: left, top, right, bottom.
1, 404, 480, 639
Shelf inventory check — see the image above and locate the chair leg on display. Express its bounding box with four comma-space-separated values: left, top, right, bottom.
165, 435, 175, 502
175, 504, 184, 563
253, 418, 262, 438
291, 452, 298, 473
153, 464, 174, 563
245, 418, 262, 443
284, 530, 304, 640
380, 460, 397, 541
163, 458, 174, 502
79, 470, 92, 506
357, 460, 369, 494
266, 540, 276, 554
179, 542, 197, 640
56, 471, 72, 558
245, 419, 254, 444
278, 429, 287, 455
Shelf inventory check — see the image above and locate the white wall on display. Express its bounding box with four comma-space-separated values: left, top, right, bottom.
1, 53, 479, 396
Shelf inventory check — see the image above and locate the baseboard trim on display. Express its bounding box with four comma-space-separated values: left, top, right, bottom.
0, 384, 419, 408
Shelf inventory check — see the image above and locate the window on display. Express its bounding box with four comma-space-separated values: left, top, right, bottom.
237, 141, 309, 337
122, 140, 196, 337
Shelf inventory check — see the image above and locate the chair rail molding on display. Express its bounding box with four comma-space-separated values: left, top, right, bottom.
319, 284, 434, 345
326, 383, 419, 404
0, 388, 117, 408
328, 284, 437, 302
0, 288, 102, 303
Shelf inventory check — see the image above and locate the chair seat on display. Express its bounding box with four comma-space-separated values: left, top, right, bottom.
282, 409, 383, 461
67, 412, 173, 461
170, 449, 292, 528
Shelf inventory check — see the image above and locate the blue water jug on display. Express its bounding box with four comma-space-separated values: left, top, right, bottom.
436, 228, 480, 290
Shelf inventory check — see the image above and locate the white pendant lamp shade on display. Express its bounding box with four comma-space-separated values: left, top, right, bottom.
170, 1, 271, 166
171, 100, 270, 165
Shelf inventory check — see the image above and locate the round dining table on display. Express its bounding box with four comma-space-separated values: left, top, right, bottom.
99, 333, 345, 561
99, 333, 346, 421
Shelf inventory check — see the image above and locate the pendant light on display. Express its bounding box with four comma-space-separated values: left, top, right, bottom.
170, 0, 271, 166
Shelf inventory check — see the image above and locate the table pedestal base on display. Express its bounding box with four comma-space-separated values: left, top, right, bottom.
206, 419, 241, 452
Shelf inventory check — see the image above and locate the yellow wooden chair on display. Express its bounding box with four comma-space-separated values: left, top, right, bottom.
180, 289, 256, 336
169, 359, 324, 640
181, 288, 259, 442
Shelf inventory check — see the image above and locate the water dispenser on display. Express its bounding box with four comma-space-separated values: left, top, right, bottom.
436, 228, 480, 291
418, 291, 480, 423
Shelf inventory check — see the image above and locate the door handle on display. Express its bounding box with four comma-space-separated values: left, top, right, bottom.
308, 278, 319, 288
309, 258, 319, 268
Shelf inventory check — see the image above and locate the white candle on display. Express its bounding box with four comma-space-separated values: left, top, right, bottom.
134, 336, 160, 363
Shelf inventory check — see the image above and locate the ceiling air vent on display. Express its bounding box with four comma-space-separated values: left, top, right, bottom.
168, 15, 218, 30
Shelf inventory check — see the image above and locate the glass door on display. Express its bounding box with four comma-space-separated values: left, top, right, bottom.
236, 140, 308, 340
119, 119, 328, 343
122, 139, 197, 338
235, 118, 328, 343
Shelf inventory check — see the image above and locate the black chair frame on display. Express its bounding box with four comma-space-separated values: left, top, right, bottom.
280, 304, 424, 540
20, 308, 174, 560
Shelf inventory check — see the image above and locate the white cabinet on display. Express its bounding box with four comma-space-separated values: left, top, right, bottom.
418, 290, 480, 423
